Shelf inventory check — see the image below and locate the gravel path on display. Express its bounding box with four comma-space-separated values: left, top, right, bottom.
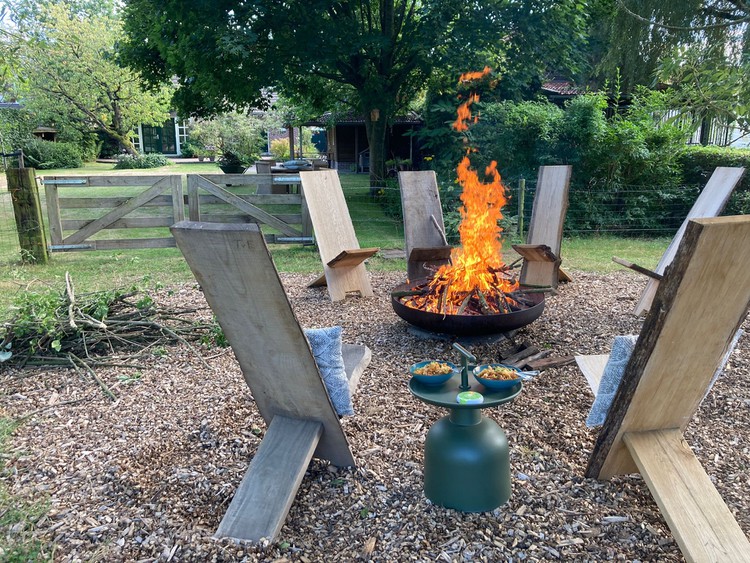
2, 270, 748, 562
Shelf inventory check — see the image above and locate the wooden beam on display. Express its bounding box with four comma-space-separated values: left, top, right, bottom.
612, 256, 662, 281
624, 429, 750, 562
327, 247, 379, 268
408, 246, 452, 263
214, 416, 323, 543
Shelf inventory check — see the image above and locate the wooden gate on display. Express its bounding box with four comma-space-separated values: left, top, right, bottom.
186, 174, 312, 243
43, 175, 183, 251
41, 173, 311, 252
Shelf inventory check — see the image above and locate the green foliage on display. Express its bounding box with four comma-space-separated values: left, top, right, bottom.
470, 101, 565, 178
190, 113, 264, 167
113, 153, 171, 169
122, 1, 592, 184
21, 138, 82, 169
7, 3, 173, 156
679, 145, 750, 215
0, 107, 35, 155
423, 89, 693, 235
270, 138, 291, 161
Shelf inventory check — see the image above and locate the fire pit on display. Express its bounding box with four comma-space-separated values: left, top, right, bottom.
391, 278, 545, 336
391, 67, 547, 337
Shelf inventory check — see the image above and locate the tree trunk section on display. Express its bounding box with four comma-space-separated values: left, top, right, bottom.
365, 111, 388, 187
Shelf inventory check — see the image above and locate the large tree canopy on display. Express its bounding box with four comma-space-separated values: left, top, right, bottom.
1, 1, 173, 155
122, 0, 590, 183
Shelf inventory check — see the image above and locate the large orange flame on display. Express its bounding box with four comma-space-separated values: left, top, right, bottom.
403, 67, 520, 315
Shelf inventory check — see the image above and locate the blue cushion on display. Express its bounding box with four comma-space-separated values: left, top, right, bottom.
304, 326, 354, 416
586, 335, 638, 427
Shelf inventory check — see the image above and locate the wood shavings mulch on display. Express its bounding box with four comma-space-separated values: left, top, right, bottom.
1, 271, 748, 562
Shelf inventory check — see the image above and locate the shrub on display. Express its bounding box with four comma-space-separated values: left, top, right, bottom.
678, 145, 750, 215
190, 113, 264, 167
113, 153, 171, 169
21, 138, 82, 169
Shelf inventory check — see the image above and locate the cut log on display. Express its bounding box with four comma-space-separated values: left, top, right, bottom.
526, 355, 576, 371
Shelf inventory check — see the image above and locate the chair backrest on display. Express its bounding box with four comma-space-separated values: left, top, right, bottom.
398, 170, 451, 280
300, 169, 361, 264
171, 220, 354, 467
633, 166, 745, 315
518, 165, 572, 286
299, 170, 376, 301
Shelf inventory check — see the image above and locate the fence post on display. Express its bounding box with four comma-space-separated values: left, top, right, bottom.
7, 167, 49, 264
517, 178, 526, 240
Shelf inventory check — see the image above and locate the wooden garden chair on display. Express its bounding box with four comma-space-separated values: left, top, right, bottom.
511, 165, 572, 288
583, 216, 750, 562
171, 221, 371, 543
299, 170, 379, 301
398, 170, 452, 281
615, 166, 745, 316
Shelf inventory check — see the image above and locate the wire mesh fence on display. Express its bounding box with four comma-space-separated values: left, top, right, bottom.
0, 190, 21, 263
0, 172, 746, 266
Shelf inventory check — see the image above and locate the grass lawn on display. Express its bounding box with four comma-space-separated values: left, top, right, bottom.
0, 162, 670, 312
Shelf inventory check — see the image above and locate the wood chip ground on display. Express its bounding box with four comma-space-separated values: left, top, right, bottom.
2, 271, 748, 562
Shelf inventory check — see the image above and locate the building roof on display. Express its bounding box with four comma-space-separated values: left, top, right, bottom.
541, 79, 584, 97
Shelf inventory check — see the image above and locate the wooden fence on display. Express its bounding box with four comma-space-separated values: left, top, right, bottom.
41, 173, 311, 252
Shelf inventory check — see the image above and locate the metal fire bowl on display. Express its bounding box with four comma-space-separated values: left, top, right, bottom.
391, 279, 545, 336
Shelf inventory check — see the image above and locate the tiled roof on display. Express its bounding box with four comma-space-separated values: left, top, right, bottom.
541, 80, 584, 96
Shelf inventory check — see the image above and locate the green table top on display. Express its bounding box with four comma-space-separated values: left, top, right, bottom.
409, 371, 522, 410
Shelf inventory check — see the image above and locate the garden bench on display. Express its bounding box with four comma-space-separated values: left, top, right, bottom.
615, 166, 745, 316
171, 221, 371, 543
583, 215, 750, 562
398, 170, 452, 281
299, 170, 379, 301
511, 165, 572, 288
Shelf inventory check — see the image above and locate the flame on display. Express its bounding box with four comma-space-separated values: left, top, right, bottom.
403, 67, 521, 315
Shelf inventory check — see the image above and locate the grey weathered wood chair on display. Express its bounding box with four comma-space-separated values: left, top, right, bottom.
299, 170, 379, 301
615, 166, 745, 316
398, 170, 452, 281
511, 165, 572, 288
171, 221, 371, 543
584, 216, 750, 561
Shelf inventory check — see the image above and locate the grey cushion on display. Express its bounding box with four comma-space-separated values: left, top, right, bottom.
586, 335, 638, 427
304, 326, 354, 416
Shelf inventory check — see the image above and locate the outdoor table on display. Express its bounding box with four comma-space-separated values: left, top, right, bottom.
409, 350, 522, 512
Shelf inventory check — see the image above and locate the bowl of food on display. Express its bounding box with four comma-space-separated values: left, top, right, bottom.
410, 361, 456, 386
473, 364, 522, 390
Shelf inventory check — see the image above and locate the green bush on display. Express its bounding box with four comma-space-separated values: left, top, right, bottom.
21, 138, 82, 169
114, 153, 171, 169
678, 145, 750, 215
0, 107, 36, 159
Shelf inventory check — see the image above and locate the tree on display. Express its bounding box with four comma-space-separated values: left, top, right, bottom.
122, 0, 590, 184
595, 1, 750, 140
2, 2, 173, 155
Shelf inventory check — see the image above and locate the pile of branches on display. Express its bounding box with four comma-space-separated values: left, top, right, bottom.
1, 274, 220, 396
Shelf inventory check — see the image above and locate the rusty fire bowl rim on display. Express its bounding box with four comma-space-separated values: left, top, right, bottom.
390, 278, 545, 336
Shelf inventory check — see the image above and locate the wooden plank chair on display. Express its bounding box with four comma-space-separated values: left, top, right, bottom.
584, 216, 750, 562
398, 170, 452, 281
511, 165, 572, 288
299, 170, 379, 301
171, 221, 372, 543
615, 166, 745, 316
